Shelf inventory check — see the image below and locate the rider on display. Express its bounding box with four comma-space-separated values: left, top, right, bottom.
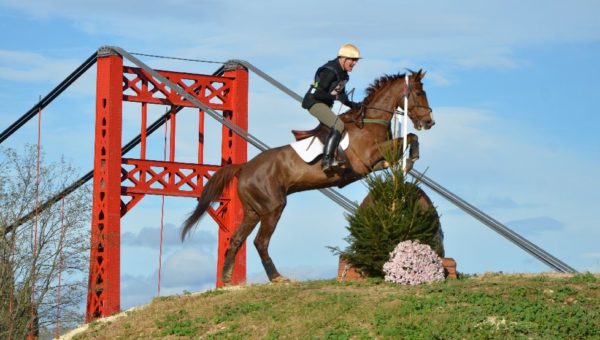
302, 43, 363, 172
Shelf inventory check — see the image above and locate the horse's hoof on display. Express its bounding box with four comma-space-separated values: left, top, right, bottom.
270, 275, 291, 284
221, 276, 233, 287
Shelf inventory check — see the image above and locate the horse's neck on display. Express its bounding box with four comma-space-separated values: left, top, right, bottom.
366, 82, 403, 118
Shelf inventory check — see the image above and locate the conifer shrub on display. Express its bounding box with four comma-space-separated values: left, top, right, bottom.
331, 157, 444, 278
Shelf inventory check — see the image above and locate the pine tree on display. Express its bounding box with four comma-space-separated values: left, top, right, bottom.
332, 160, 444, 278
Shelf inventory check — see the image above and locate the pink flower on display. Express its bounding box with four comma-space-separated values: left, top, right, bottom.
383, 240, 445, 285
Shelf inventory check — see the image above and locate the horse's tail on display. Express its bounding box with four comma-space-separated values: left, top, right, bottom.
181, 164, 243, 241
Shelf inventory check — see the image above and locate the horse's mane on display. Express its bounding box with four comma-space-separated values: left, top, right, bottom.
363, 72, 411, 106
340, 72, 410, 121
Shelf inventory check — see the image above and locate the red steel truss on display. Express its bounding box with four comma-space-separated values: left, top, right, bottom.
86, 50, 248, 321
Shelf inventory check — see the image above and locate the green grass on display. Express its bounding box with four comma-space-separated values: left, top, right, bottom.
72, 273, 600, 339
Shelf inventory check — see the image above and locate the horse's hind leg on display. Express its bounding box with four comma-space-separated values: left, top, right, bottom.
221, 208, 260, 285
254, 204, 288, 283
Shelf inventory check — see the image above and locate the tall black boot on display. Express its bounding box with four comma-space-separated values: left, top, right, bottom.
321, 129, 342, 172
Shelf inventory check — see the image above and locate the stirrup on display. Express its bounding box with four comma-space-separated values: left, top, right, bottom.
321, 157, 334, 172
331, 146, 345, 168
322, 157, 343, 172
331, 159, 344, 168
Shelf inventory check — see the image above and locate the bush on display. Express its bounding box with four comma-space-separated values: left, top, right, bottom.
331, 160, 443, 278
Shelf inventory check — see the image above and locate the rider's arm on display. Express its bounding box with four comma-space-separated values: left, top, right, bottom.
338, 90, 361, 109
311, 69, 337, 103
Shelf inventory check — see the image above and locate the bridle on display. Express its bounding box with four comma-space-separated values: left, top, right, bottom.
352, 79, 432, 128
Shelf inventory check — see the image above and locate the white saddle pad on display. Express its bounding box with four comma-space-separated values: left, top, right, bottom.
290, 133, 350, 163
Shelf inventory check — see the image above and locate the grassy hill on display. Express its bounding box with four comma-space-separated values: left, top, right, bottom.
66, 273, 599, 339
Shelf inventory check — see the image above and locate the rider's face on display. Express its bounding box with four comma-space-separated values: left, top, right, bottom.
341, 58, 358, 72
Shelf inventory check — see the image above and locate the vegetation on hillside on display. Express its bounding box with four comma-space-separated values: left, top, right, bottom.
68, 273, 600, 339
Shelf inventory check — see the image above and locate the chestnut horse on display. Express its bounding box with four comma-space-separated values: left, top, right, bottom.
181, 70, 434, 284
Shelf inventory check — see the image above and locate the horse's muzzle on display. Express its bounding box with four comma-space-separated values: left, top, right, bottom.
424, 120, 435, 130
415, 119, 435, 130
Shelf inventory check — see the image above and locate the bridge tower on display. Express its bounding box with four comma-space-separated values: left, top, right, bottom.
86, 48, 248, 321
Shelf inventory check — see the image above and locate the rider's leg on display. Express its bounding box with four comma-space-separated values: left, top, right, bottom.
322, 128, 343, 171
308, 103, 345, 171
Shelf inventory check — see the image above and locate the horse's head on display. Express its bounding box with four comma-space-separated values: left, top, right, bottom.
361, 70, 434, 131
405, 70, 434, 130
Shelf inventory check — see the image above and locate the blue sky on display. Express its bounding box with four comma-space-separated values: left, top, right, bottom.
1, 0, 599, 311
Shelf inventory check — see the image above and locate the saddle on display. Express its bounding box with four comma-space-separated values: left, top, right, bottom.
291, 124, 350, 169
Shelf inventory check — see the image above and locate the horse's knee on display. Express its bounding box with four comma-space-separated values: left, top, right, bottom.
253, 237, 261, 250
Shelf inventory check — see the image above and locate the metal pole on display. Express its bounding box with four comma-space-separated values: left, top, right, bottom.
402, 74, 409, 174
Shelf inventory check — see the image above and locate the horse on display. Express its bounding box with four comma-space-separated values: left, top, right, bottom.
181, 70, 434, 284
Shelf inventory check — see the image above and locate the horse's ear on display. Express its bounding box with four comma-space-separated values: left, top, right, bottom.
418, 69, 426, 79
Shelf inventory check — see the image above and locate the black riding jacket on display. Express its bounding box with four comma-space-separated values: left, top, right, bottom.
302, 58, 360, 110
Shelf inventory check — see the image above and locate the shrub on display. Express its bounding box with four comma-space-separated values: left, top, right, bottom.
330, 156, 443, 278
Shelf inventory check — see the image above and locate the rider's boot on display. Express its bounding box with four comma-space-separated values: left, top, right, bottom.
321, 129, 342, 172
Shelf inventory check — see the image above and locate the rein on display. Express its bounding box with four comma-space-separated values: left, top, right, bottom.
362, 118, 390, 127
351, 106, 397, 128
363, 107, 393, 127
352, 80, 409, 128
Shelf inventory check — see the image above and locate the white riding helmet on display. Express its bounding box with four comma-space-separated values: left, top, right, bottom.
337, 43, 361, 59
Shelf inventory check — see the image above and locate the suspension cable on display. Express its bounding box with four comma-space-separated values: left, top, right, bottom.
157, 115, 168, 297
55, 197, 66, 339
0, 52, 97, 144
30, 96, 42, 338
130, 52, 226, 65
8, 206, 16, 339
129, 52, 226, 64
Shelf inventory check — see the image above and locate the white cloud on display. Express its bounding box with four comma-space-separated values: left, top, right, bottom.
0, 49, 83, 83
121, 274, 156, 309
161, 247, 216, 287
122, 222, 216, 249
3, 0, 600, 71
121, 246, 217, 308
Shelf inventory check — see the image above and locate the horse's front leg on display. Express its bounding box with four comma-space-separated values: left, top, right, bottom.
407, 133, 419, 162
402, 133, 419, 172
391, 133, 419, 162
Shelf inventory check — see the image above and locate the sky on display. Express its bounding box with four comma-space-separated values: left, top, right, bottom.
1, 0, 599, 312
